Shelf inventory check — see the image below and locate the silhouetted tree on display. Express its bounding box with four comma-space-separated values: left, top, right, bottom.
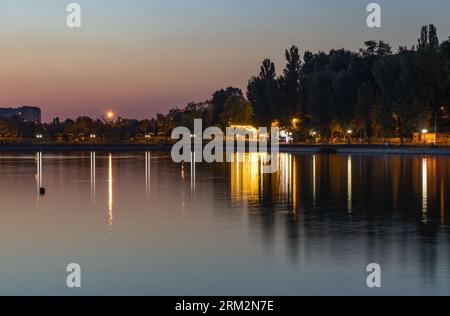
279, 46, 303, 124
247, 59, 281, 126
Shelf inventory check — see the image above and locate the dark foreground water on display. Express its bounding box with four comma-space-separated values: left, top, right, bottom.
0, 152, 449, 295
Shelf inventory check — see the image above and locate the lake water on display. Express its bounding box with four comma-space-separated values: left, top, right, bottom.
0, 152, 449, 295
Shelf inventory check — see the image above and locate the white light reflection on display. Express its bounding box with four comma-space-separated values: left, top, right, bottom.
190, 151, 196, 195
145, 151, 151, 195
90, 152, 96, 196
36, 152, 42, 193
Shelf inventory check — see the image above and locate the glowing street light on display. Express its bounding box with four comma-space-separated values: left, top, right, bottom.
292, 118, 300, 126
421, 129, 428, 134
310, 130, 318, 144
346, 130, 352, 145
105, 111, 115, 122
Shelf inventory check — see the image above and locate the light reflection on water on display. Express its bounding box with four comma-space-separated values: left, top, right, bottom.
108, 154, 113, 232
0, 152, 449, 295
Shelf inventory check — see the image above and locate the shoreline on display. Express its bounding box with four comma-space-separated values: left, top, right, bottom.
279, 144, 450, 155
1, 143, 450, 155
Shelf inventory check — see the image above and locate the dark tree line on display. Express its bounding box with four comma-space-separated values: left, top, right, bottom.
1, 24, 449, 144
166, 24, 450, 144
247, 25, 450, 144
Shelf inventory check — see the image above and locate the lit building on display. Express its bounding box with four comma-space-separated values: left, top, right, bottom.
0, 106, 42, 123
228, 125, 259, 141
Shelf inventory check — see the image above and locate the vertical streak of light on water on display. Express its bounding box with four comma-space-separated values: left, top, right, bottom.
36, 152, 42, 194
190, 151, 196, 195
145, 152, 151, 196
292, 155, 297, 219
348, 155, 352, 214
108, 154, 113, 231
90, 152, 96, 197
312, 155, 316, 208
259, 153, 264, 197
422, 158, 428, 223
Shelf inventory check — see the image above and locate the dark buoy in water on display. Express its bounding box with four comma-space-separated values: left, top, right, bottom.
39, 187, 46, 195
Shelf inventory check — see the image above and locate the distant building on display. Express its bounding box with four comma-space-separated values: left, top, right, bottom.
0, 106, 41, 123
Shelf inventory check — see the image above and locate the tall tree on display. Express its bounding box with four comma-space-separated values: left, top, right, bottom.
415, 25, 449, 131
247, 59, 281, 127
373, 49, 418, 145
279, 46, 303, 124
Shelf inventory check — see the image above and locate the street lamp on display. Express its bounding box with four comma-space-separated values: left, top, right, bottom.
421, 129, 429, 145
310, 130, 317, 144
346, 130, 352, 145
292, 118, 300, 126
105, 111, 115, 123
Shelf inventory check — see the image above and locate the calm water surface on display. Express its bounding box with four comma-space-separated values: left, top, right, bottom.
0, 152, 449, 295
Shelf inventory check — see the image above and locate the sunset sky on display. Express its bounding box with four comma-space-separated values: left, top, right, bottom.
1, 0, 450, 122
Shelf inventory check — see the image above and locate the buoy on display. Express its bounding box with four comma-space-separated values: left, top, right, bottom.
39, 187, 46, 195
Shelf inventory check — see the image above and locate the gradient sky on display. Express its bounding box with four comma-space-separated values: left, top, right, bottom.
1, 0, 450, 122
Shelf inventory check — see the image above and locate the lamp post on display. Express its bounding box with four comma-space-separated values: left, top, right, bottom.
105, 111, 115, 124
421, 129, 428, 145
311, 131, 317, 144
347, 130, 352, 145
